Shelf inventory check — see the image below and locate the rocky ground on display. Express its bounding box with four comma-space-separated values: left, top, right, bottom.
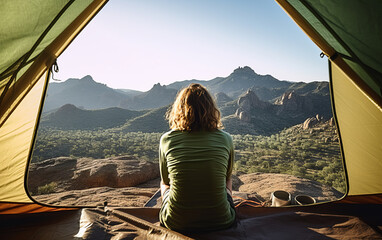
30, 156, 343, 207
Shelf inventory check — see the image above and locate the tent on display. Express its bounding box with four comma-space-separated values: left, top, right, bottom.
0, 0, 381, 239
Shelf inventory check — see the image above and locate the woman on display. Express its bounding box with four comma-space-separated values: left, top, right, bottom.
159, 83, 236, 232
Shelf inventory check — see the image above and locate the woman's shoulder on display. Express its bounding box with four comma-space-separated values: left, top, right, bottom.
162, 129, 232, 140
216, 129, 233, 139
207, 130, 232, 146
160, 129, 183, 141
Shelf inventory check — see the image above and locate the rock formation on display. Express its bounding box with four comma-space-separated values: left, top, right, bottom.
28, 155, 160, 193
235, 90, 269, 122
32, 172, 344, 207
235, 172, 343, 203
302, 114, 325, 130
328, 117, 335, 126
275, 91, 313, 115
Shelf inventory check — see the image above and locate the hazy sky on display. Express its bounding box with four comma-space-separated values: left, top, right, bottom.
55, 0, 328, 91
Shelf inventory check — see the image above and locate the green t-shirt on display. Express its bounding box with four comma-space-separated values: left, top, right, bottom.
159, 129, 235, 232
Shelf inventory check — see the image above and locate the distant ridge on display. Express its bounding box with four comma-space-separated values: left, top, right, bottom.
44, 75, 128, 112
167, 66, 292, 99
121, 106, 169, 133
41, 104, 144, 130
120, 83, 178, 111
115, 89, 142, 97
41, 66, 331, 135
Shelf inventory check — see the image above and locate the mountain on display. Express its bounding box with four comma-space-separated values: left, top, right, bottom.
167, 66, 292, 99
166, 67, 330, 104
215, 92, 233, 106
44, 75, 129, 112
40, 66, 332, 135
219, 88, 332, 135
286, 81, 329, 96
165, 79, 210, 91
41, 88, 332, 135
44, 77, 176, 112
120, 83, 178, 111
44, 67, 329, 112
250, 81, 330, 103
207, 66, 291, 98
121, 106, 169, 133
41, 104, 144, 130
115, 89, 143, 97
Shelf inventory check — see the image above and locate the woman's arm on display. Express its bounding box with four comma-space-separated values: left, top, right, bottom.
161, 180, 170, 196
226, 136, 234, 197
159, 137, 170, 197
226, 176, 232, 196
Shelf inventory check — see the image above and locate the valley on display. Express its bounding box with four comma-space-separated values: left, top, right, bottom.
30, 66, 345, 206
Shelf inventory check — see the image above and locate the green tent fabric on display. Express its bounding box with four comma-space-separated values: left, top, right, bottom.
0, 0, 107, 204
0, 0, 381, 239
281, 0, 382, 99
276, 0, 382, 197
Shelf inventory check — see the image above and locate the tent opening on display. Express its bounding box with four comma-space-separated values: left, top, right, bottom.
27, 0, 345, 208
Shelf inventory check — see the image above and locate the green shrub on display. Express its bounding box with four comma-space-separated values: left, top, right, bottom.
37, 182, 58, 195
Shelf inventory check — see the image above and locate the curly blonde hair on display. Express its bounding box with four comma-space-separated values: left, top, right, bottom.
166, 83, 223, 131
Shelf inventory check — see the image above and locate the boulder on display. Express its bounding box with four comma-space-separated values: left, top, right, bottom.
28, 155, 160, 192
328, 117, 335, 126
28, 157, 77, 192
235, 108, 251, 122
236, 172, 343, 203
303, 117, 319, 130
72, 157, 159, 189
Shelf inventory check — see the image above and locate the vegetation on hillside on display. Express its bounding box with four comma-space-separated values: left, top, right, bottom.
232, 122, 345, 192
32, 129, 162, 162
34, 67, 345, 195
32, 120, 345, 193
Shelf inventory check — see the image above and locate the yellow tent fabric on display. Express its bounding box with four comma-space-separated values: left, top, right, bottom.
331, 63, 382, 195
0, 0, 108, 206
0, 73, 47, 202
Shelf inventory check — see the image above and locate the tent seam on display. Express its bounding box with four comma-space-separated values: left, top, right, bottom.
328, 60, 350, 198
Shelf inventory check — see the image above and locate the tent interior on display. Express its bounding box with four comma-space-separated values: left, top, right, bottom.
0, 0, 381, 239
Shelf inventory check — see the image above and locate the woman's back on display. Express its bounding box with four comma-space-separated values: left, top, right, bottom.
159, 83, 236, 232
159, 129, 235, 232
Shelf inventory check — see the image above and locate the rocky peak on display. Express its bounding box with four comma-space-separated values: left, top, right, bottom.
275, 91, 300, 105
237, 89, 267, 110
80, 75, 95, 83
231, 66, 257, 77
235, 90, 269, 122
148, 83, 168, 93
152, 83, 162, 89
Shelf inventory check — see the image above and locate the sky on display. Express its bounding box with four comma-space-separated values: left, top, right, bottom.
54, 0, 329, 91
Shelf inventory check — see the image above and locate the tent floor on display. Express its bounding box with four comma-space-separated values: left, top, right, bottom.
1, 203, 381, 239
